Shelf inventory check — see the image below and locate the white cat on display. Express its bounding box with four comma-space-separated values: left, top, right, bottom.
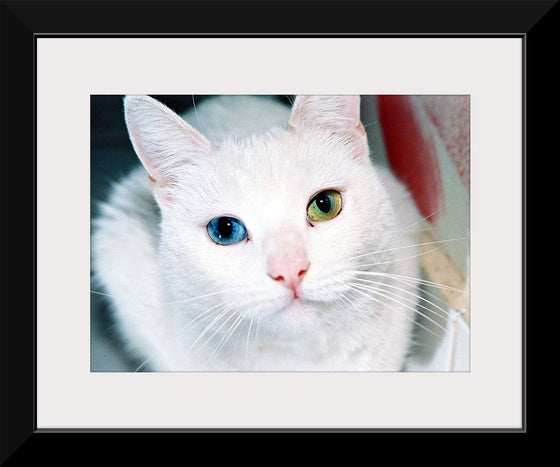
91, 95, 423, 371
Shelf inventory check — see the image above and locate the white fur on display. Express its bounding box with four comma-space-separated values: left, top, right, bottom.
92, 95, 422, 371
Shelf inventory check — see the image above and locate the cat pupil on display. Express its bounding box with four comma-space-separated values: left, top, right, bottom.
316, 193, 331, 213
218, 218, 233, 238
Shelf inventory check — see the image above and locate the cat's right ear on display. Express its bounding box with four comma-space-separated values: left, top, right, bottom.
124, 95, 212, 205
287, 95, 369, 161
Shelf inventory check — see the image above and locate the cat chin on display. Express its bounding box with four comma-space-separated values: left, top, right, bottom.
266, 297, 325, 333
281, 298, 307, 317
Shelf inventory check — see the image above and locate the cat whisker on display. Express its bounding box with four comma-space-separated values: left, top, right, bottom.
401, 208, 443, 231
344, 284, 412, 328
360, 242, 462, 268
245, 314, 256, 371
351, 288, 443, 340
255, 314, 263, 352
350, 236, 469, 262
334, 290, 355, 310
165, 286, 241, 307
361, 120, 378, 129
331, 288, 374, 324
387, 226, 436, 234
90, 289, 114, 299
348, 282, 450, 338
134, 358, 150, 372
186, 305, 234, 355
355, 270, 466, 294
388, 275, 454, 310
204, 312, 245, 367
135, 302, 234, 371
174, 301, 229, 339
352, 278, 449, 324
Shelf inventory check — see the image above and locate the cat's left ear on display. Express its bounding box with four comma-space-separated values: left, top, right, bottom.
288, 95, 368, 159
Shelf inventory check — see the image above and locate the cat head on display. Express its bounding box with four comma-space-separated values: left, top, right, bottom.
124, 95, 395, 336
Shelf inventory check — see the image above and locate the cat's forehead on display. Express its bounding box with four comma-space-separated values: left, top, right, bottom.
215, 129, 350, 188
176, 127, 358, 224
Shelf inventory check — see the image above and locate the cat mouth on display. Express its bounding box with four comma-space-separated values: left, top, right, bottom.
268, 285, 343, 317
279, 294, 327, 315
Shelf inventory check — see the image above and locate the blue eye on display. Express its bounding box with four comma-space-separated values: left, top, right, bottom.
207, 216, 248, 245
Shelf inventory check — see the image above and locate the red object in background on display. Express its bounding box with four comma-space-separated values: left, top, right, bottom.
377, 95, 444, 223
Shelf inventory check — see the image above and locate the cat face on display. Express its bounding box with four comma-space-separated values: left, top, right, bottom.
125, 96, 397, 336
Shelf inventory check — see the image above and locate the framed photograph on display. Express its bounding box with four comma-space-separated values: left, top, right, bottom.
2, 0, 549, 460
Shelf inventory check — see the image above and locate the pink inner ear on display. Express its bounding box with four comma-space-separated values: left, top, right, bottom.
128, 127, 159, 180
289, 95, 363, 132
127, 127, 176, 205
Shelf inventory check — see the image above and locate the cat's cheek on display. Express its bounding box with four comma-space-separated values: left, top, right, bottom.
196, 239, 263, 288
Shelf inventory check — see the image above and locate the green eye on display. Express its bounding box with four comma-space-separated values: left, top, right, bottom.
307, 190, 342, 222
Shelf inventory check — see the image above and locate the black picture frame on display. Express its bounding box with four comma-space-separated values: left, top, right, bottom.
1, 0, 553, 462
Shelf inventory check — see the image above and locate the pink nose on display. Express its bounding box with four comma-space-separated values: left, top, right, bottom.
268, 259, 310, 298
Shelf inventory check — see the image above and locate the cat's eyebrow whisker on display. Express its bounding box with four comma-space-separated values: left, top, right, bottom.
191, 95, 206, 134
